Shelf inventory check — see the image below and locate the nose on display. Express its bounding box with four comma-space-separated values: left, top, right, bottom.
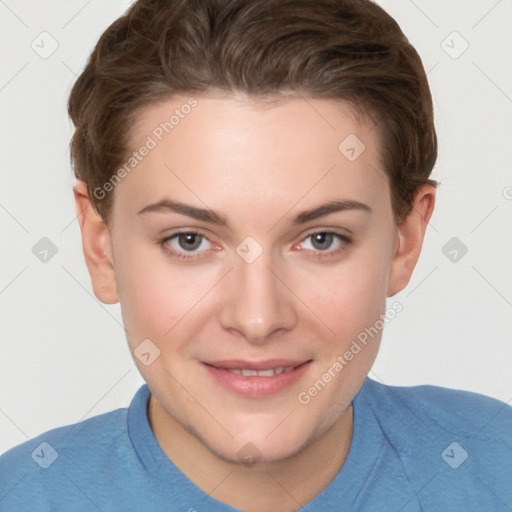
218, 250, 298, 344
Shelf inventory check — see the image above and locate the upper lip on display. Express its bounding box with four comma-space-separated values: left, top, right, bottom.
203, 359, 311, 370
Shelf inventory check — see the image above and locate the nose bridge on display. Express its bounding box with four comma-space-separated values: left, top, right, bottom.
219, 246, 297, 342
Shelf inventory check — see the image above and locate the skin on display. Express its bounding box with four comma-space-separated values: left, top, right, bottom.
74, 94, 435, 512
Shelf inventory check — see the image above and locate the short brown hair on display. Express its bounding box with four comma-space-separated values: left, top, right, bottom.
68, 0, 437, 224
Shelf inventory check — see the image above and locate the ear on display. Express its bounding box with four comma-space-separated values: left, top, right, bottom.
387, 185, 436, 297
73, 181, 119, 304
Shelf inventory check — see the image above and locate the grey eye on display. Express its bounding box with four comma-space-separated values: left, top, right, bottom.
310, 232, 334, 251
177, 233, 203, 251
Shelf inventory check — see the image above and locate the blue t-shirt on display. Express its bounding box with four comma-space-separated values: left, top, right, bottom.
1, 378, 511, 511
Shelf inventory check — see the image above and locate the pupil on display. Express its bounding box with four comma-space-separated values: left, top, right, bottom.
312, 233, 332, 250
179, 233, 201, 250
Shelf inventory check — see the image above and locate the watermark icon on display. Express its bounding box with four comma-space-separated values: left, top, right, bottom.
134, 338, 161, 366
441, 31, 469, 60
31, 441, 58, 469
31, 31, 59, 59
503, 186, 512, 200
441, 441, 468, 469
441, 236, 468, 263
338, 133, 366, 161
93, 97, 198, 200
237, 442, 262, 468
32, 237, 58, 263
236, 236, 264, 264
297, 302, 403, 405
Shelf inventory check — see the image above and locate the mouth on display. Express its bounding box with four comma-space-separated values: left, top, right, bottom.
201, 359, 312, 398
225, 366, 297, 377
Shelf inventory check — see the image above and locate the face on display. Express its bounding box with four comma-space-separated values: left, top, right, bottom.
79, 94, 428, 464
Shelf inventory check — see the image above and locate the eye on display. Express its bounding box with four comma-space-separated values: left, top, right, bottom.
174, 233, 206, 251
304, 232, 336, 251
297, 230, 351, 257
161, 231, 215, 259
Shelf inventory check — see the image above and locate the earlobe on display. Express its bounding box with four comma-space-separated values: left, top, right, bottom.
73, 182, 119, 304
387, 185, 436, 297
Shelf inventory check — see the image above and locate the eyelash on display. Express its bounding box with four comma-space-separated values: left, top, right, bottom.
160, 229, 352, 261
299, 230, 352, 260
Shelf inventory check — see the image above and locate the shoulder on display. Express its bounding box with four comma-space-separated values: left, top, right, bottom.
0, 407, 129, 510
362, 378, 512, 442
358, 378, 512, 509
1, 406, 129, 466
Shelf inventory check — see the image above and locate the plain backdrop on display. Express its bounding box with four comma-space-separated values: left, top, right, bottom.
1, 0, 511, 455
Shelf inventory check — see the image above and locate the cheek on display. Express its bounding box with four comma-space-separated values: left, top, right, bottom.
294, 252, 392, 428
113, 247, 222, 347
299, 250, 391, 341
114, 224, 394, 353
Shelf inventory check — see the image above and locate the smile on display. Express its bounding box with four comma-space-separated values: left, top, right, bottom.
226, 366, 297, 377
202, 359, 312, 398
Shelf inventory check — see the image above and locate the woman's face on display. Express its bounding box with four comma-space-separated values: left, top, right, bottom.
104, 94, 403, 462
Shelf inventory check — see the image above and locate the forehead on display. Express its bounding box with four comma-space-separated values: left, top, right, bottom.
114, 94, 389, 219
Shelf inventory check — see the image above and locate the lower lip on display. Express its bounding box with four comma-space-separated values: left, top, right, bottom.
202, 361, 312, 398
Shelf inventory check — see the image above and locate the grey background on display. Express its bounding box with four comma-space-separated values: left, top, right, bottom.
1, 0, 511, 454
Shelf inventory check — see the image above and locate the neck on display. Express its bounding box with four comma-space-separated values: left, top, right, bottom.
148, 397, 353, 512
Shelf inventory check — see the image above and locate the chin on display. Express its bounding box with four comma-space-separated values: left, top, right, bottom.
207, 436, 313, 466
191, 413, 330, 466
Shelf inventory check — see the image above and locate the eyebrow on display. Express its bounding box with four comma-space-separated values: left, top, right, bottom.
292, 200, 371, 224
138, 200, 228, 226
137, 199, 371, 226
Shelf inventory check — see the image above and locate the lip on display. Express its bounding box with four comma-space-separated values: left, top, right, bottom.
201, 359, 312, 398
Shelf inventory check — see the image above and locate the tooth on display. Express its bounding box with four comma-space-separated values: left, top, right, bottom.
241, 369, 258, 377
227, 366, 298, 377
257, 369, 275, 377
